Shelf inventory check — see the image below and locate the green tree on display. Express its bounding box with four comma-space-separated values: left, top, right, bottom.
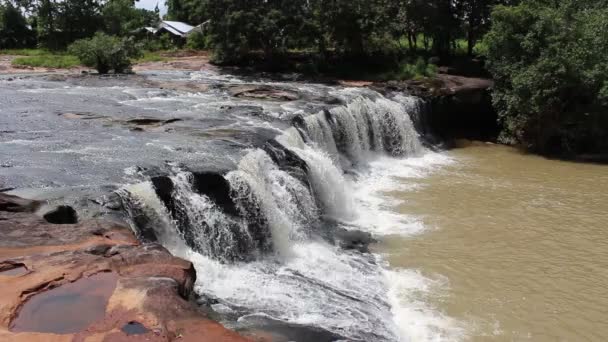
0, 1, 34, 48
69, 32, 142, 73
102, 0, 159, 36
483, 0, 608, 155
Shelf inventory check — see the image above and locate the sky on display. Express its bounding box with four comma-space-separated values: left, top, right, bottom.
135, 0, 168, 16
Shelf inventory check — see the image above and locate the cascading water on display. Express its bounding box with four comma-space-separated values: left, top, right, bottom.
119, 89, 457, 341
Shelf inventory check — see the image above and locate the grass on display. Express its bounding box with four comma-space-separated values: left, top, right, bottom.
4, 48, 171, 69
134, 51, 169, 63
378, 58, 438, 81
0, 48, 50, 56
1, 48, 81, 69
11, 54, 80, 68
11, 55, 80, 68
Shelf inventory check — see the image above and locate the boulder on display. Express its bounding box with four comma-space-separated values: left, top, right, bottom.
0, 195, 250, 342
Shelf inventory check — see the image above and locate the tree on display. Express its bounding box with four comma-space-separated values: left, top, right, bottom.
69, 32, 142, 73
102, 0, 159, 36
483, 0, 608, 155
0, 1, 34, 48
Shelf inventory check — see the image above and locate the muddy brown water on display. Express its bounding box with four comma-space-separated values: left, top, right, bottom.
10, 272, 118, 334
380, 144, 608, 341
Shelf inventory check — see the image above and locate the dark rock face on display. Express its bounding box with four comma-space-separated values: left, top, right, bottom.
0, 195, 249, 342
148, 171, 272, 262
425, 86, 499, 143
263, 139, 311, 189
373, 74, 499, 144
43, 205, 78, 224
191, 172, 239, 216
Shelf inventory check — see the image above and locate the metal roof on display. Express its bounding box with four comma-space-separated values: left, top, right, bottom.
161, 21, 194, 35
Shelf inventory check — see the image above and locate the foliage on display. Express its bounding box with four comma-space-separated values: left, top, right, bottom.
102, 0, 159, 36
483, 0, 608, 155
0, 1, 34, 49
11, 53, 79, 68
68, 32, 141, 73
186, 31, 208, 50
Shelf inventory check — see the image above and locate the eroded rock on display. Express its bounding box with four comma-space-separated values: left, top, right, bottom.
0, 195, 250, 342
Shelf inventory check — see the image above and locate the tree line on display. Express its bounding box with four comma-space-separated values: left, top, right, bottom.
167, 0, 518, 64
0, 0, 159, 50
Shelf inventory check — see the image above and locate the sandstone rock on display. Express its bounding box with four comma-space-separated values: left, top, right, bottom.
0, 195, 250, 342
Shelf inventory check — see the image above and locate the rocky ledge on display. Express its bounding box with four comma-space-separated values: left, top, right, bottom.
373, 74, 499, 143
0, 193, 250, 342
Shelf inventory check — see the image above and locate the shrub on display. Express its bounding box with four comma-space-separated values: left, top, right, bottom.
186, 31, 208, 50
68, 33, 142, 74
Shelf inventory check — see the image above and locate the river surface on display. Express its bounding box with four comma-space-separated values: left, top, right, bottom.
2, 71, 607, 341
375, 144, 608, 341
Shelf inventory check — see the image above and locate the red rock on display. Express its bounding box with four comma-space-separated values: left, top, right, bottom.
0, 195, 251, 342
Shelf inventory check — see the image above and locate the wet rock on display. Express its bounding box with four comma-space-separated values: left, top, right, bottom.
237, 315, 344, 342
372, 74, 498, 143
126, 117, 183, 132
0, 193, 41, 213
60, 112, 107, 120
0, 195, 249, 342
0, 263, 28, 277
228, 85, 300, 101
11, 272, 118, 334
43, 205, 78, 224
263, 139, 311, 189
191, 171, 239, 216
335, 228, 375, 253
122, 321, 150, 335
149, 171, 272, 262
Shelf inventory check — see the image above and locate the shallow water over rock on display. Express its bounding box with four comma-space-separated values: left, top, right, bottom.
11, 272, 118, 334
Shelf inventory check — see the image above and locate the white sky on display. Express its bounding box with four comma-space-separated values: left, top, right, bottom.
135, 0, 167, 16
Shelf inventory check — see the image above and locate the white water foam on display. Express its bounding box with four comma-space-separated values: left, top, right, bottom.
120, 87, 463, 341
341, 151, 463, 341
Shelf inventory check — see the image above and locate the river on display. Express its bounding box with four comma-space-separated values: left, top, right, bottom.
375, 144, 608, 341
1, 71, 607, 341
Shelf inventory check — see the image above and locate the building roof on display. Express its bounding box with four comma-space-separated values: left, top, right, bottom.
160, 21, 195, 36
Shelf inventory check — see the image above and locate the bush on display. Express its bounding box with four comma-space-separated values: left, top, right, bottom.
186, 31, 208, 50
68, 33, 142, 74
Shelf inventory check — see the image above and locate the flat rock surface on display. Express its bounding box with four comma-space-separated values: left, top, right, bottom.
0, 194, 250, 342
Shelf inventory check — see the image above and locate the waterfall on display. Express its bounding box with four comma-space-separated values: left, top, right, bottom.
118, 91, 427, 341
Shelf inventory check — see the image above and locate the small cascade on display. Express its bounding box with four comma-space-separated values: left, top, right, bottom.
118, 91, 428, 341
